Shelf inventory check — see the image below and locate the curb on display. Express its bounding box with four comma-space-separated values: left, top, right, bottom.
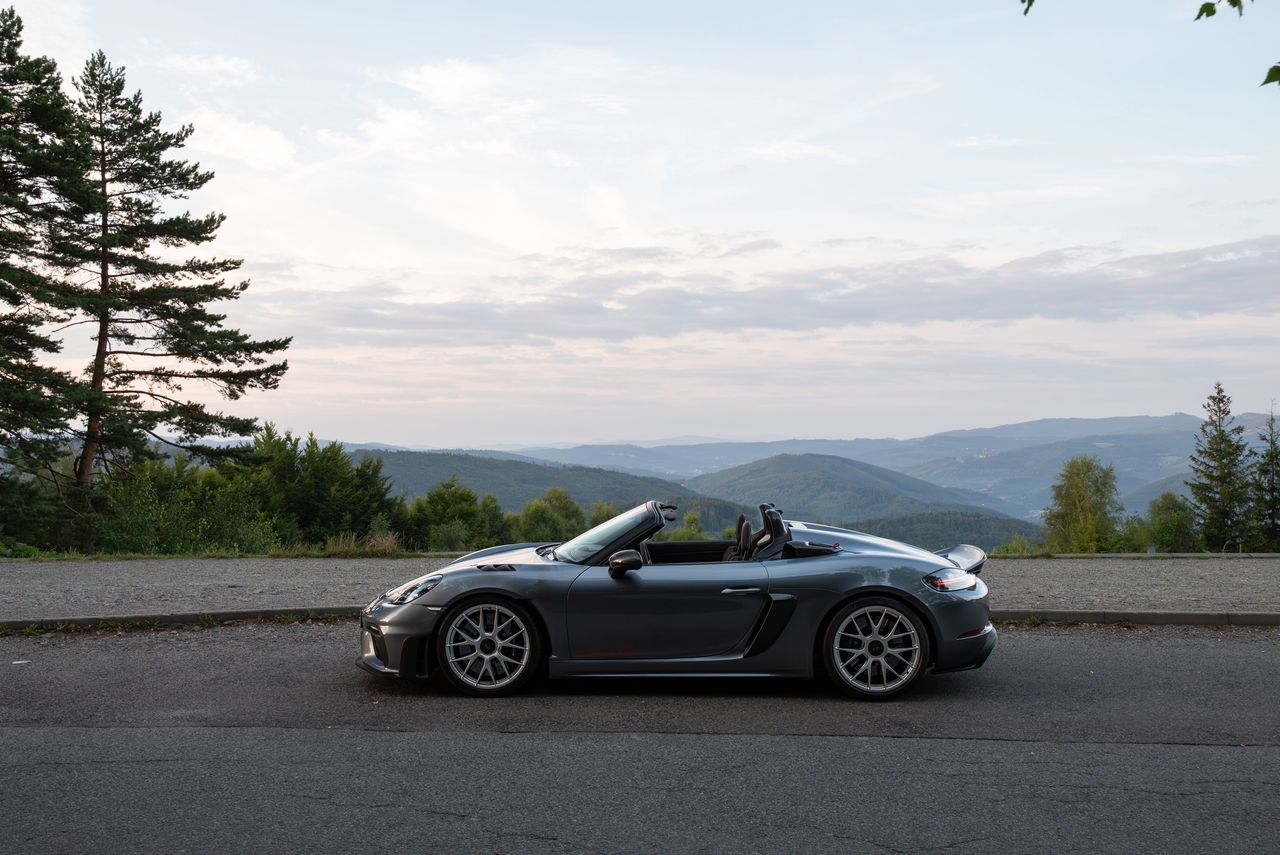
0, 606, 361, 631
2, 605, 1279, 632
989, 609, 1280, 626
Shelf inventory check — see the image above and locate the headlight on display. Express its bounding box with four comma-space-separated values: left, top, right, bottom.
387, 574, 444, 605
923, 568, 977, 593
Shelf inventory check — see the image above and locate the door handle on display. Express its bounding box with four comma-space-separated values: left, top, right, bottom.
721, 587, 762, 595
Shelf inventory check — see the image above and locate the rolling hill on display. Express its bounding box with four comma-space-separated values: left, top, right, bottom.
903, 431, 1198, 516
350, 449, 748, 532
349, 412, 1269, 524
1120, 472, 1193, 513
686, 453, 1025, 524
514, 438, 904, 479
850, 511, 1046, 552
510, 414, 1219, 516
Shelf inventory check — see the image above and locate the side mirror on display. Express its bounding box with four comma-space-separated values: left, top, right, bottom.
607, 549, 643, 579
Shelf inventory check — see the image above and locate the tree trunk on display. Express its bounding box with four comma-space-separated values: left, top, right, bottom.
75, 142, 110, 490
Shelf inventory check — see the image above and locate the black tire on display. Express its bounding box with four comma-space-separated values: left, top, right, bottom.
822, 596, 930, 700
435, 597, 541, 697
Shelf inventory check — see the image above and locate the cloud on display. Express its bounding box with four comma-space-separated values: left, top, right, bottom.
386, 59, 541, 118
151, 54, 260, 87
236, 235, 1280, 354
741, 138, 848, 163
947, 134, 1023, 149
915, 179, 1118, 217
183, 107, 297, 170
12, 0, 92, 74
719, 238, 781, 258
1149, 154, 1258, 166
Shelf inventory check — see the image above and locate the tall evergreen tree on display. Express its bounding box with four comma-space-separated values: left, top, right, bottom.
52, 51, 289, 489
1249, 409, 1280, 552
1187, 382, 1253, 551
0, 8, 83, 471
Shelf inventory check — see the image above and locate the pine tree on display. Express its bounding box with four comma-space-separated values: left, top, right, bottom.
1249, 409, 1280, 551
52, 51, 289, 489
0, 8, 84, 471
1187, 382, 1253, 551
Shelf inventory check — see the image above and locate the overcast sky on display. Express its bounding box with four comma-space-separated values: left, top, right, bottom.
19, 1, 1280, 446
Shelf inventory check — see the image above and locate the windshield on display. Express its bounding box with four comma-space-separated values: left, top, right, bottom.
554, 504, 653, 564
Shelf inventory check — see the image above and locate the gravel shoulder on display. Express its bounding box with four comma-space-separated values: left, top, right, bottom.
0, 555, 1276, 624
0, 556, 453, 623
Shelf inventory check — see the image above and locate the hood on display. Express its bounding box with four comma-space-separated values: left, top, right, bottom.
446, 542, 550, 569
373, 543, 552, 607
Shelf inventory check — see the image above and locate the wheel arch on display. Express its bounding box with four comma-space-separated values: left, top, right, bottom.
428, 588, 553, 677
812, 586, 940, 669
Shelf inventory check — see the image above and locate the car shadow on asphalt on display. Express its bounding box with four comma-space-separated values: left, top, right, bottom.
356, 668, 994, 705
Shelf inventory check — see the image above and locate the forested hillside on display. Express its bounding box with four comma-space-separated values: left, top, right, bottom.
353, 449, 747, 532
851, 511, 1046, 552
687, 453, 1024, 523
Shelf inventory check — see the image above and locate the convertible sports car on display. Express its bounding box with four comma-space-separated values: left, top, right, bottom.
358, 501, 995, 699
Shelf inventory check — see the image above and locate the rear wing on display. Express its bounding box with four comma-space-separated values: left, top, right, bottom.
934, 544, 986, 574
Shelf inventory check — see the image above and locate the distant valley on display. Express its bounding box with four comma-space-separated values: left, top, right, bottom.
348, 412, 1272, 550
507, 413, 1274, 520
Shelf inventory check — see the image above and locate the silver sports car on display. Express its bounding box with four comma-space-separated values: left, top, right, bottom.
358, 501, 995, 699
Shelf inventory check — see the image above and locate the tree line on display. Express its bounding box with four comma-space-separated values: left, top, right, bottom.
1009, 383, 1280, 554
0, 9, 288, 548
0, 424, 637, 556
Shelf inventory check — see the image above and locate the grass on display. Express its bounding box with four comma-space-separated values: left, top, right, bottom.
991, 616, 1045, 628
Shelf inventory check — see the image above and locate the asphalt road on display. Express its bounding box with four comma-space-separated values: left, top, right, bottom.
2, 622, 1278, 853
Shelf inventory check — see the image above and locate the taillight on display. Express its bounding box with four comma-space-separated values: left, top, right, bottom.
923, 568, 978, 593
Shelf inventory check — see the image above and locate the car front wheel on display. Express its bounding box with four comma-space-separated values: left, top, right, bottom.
823, 597, 929, 700
436, 598, 540, 696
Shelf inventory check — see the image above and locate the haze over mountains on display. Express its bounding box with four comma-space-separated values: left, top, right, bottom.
343, 412, 1269, 548
507, 413, 1260, 519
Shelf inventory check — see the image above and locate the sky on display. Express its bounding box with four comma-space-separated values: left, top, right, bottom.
17, 1, 1280, 447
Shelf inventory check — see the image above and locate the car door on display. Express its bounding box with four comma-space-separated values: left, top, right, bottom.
565, 560, 769, 660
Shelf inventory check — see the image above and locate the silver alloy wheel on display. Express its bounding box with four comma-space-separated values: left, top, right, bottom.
444, 603, 531, 690
833, 604, 921, 693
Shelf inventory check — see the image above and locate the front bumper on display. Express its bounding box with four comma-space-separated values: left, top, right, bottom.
356, 605, 440, 679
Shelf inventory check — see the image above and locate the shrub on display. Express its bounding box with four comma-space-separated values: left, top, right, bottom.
991, 533, 1049, 556
363, 530, 401, 556
428, 519, 470, 552
323, 532, 360, 557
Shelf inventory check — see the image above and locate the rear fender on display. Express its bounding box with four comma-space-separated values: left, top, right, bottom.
814, 586, 942, 668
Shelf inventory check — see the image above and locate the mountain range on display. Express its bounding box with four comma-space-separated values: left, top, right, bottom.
343, 412, 1273, 548
508, 413, 1274, 519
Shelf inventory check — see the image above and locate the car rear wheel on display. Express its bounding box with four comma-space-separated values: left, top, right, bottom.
823, 597, 929, 700
436, 598, 540, 696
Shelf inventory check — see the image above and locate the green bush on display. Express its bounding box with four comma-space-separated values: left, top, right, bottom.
991, 533, 1048, 556
517, 499, 561, 542
655, 511, 712, 541
428, 519, 471, 552
102, 458, 278, 554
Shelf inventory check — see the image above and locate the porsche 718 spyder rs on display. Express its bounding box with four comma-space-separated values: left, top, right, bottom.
358, 500, 995, 699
